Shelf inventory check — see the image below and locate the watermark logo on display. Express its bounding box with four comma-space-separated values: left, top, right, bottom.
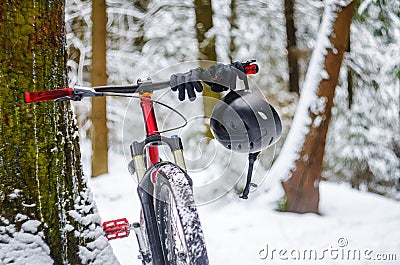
259, 238, 398, 262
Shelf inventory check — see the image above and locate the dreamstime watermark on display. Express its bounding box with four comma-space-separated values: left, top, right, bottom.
259, 238, 398, 262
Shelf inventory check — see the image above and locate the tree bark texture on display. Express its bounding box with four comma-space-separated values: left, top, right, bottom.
229, 0, 238, 62
91, 0, 108, 177
282, 1, 357, 213
194, 0, 219, 139
284, 0, 300, 94
0, 1, 111, 263
346, 36, 353, 109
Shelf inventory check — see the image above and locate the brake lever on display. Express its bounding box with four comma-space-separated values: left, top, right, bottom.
55, 96, 75, 102
53, 87, 103, 102
73, 86, 104, 100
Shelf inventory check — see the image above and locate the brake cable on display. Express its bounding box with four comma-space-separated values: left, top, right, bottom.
103, 93, 188, 134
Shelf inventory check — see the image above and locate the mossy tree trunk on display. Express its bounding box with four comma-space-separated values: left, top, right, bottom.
91, 0, 108, 177
194, 0, 219, 139
0, 1, 117, 264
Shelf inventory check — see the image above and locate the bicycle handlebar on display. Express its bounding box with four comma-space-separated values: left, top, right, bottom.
93, 80, 171, 93
24, 62, 259, 103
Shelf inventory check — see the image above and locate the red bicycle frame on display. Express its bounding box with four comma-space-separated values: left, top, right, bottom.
140, 92, 160, 166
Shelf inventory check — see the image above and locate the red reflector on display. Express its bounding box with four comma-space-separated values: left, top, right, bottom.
244, 64, 259, 75
24, 88, 74, 103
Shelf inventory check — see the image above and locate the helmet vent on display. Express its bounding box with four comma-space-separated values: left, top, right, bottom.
250, 142, 254, 149
231, 122, 238, 130
269, 137, 274, 145
258, 111, 268, 120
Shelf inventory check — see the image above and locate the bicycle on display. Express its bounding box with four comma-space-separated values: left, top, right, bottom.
24, 61, 262, 265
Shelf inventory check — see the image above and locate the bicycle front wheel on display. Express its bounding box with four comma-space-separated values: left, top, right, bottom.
154, 163, 209, 265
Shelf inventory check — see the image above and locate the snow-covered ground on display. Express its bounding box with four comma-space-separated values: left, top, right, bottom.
88, 152, 400, 265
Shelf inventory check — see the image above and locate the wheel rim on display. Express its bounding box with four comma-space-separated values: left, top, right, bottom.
158, 184, 190, 265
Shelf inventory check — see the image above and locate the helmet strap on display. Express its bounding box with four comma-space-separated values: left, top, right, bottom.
243, 77, 250, 90
241, 73, 250, 91
239, 151, 260, 199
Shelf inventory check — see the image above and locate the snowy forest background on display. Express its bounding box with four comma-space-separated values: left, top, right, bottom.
0, 0, 399, 264
66, 0, 399, 200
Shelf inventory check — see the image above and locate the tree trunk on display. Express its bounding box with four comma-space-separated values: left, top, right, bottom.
91, 0, 109, 177
0, 1, 117, 263
284, 0, 300, 94
282, 0, 357, 213
194, 0, 219, 139
346, 36, 353, 109
229, 0, 238, 62
133, 0, 150, 51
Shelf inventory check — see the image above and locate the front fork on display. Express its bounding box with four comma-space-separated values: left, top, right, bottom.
129, 134, 187, 264
130, 134, 187, 183
103, 137, 186, 263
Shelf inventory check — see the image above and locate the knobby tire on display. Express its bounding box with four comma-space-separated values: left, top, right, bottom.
154, 163, 209, 265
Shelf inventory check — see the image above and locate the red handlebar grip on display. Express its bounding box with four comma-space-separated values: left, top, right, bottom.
244, 64, 259, 75
24, 88, 74, 103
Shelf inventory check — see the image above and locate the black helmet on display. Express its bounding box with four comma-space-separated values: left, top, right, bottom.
210, 90, 282, 153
